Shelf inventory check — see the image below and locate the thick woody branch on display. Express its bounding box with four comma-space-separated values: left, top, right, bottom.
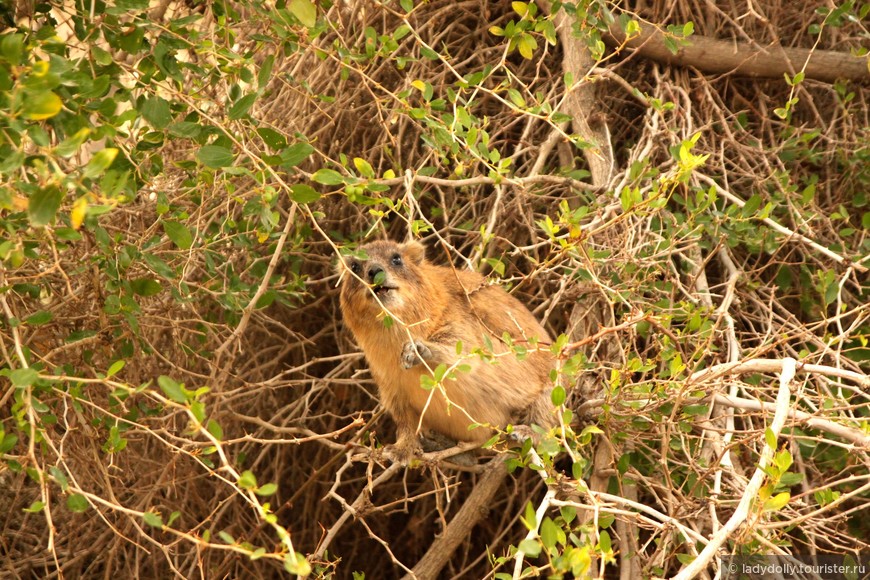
406, 458, 509, 580
607, 22, 869, 83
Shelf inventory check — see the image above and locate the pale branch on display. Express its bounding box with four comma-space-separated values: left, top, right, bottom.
672, 358, 796, 580
315, 460, 404, 560
712, 393, 870, 449
512, 487, 558, 579
691, 357, 870, 447
691, 357, 870, 390
551, 491, 710, 547
211, 202, 299, 381
607, 21, 870, 83
329, 171, 600, 191
758, 478, 870, 530
697, 174, 868, 273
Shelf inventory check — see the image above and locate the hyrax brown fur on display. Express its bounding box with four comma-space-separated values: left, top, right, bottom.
339, 240, 555, 461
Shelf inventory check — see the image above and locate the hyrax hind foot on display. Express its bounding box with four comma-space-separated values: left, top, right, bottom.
401, 340, 432, 369
383, 440, 423, 465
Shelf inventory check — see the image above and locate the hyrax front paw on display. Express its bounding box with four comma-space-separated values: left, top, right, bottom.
401, 340, 432, 369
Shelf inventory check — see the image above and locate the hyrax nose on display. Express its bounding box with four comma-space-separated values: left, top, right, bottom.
367, 265, 384, 284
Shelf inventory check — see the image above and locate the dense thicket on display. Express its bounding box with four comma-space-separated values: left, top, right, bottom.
0, 0, 867, 578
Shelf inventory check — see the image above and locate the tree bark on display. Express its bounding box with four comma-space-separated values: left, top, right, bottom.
548, 5, 615, 187
607, 22, 869, 83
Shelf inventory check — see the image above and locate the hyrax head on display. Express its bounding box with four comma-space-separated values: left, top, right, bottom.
339, 240, 426, 311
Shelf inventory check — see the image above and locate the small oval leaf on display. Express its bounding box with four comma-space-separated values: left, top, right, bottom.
66, 493, 89, 513
288, 0, 317, 27
197, 145, 235, 168
289, 184, 321, 204
163, 220, 194, 250
23, 91, 62, 120
28, 185, 63, 227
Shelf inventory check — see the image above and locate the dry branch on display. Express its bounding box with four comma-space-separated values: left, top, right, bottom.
607, 21, 870, 83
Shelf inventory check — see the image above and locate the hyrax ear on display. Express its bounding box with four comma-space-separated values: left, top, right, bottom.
402, 241, 426, 265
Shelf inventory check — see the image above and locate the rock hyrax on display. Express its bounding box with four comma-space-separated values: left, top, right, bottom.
339, 240, 555, 461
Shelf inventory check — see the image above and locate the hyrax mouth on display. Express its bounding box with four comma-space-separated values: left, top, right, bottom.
373, 285, 397, 297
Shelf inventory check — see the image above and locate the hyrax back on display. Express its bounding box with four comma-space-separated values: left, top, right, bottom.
339, 240, 555, 457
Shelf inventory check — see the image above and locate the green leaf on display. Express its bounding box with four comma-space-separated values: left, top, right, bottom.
312, 168, 345, 185
516, 34, 537, 60
206, 419, 224, 440
682, 404, 709, 416
25, 311, 53, 326
540, 517, 559, 551
66, 493, 89, 513
257, 128, 287, 150
521, 500, 537, 530
765, 428, 778, 450
49, 466, 68, 491
143, 511, 164, 528
28, 185, 63, 227
82, 148, 118, 179
279, 142, 314, 168
420, 45, 439, 60
91, 45, 112, 66
228, 93, 257, 120
0, 433, 19, 453
56, 128, 92, 157
168, 122, 203, 138
743, 194, 762, 217
255, 483, 278, 496
130, 278, 163, 296
197, 145, 235, 168
22, 91, 62, 120
238, 470, 257, 490
1, 34, 24, 64
284, 552, 312, 575
106, 360, 125, 377
288, 0, 317, 27
518, 538, 541, 557
140, 96, 172, 129
10, 367, 39, 388
163, 220, 194, 250
258, 55, 275, 90
400, 0, 413, 12
289, 184, 321, 204
24, 501, 45, 513
506, 88, 526, 108
763, 492, 790, 512
218, 531, 235, 544
550, 385, 566, 406
157, 375, 187, 404
190, 400, 206, 423
353, 157, 374, 178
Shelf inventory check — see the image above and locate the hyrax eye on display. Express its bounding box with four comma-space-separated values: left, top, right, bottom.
391, 254, 403, 266
350, 262, 361, 274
